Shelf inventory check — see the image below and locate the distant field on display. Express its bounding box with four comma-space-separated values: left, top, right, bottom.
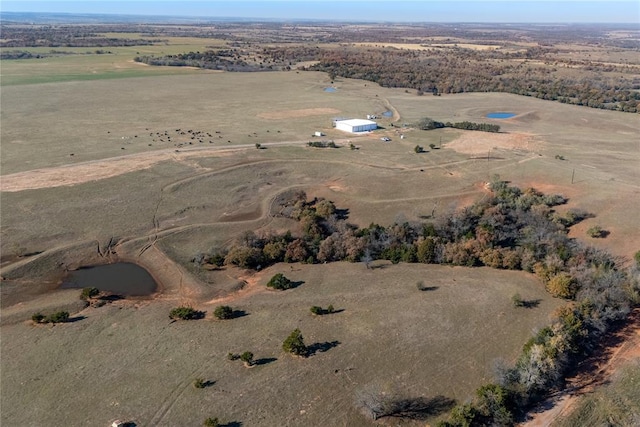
0, 263, 562, 426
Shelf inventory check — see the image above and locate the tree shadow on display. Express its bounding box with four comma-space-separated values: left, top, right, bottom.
200, 380, 216, 388
521, 299, 542, 308
66, 315, 87, 323
325, 308, 344, 315
335, 208, 350, 220
231, 310, 249, 319
288, 280, 305, 289
253, 357, 278, 366
387, 395, 457, 420
99, 294, 124, 302
221, 422, 242, 427
307, 341, 340, 356
418, 286, 439, 292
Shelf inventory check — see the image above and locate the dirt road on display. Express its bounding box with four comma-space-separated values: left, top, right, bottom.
520, 308, 640, 426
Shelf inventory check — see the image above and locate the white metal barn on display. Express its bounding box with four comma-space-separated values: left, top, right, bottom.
335, 119, 377, 133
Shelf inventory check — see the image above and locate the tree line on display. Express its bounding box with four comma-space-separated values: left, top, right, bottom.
305, 47, 639, 113
416, 117, 500, 133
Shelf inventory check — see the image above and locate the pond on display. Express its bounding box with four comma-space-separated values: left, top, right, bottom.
61, 262, 158, 296
382, 110, 393, 117
324, 87, 337, 92
486, 112, 516, 119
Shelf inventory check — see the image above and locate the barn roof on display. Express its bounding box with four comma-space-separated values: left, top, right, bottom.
336, 119, 377, 126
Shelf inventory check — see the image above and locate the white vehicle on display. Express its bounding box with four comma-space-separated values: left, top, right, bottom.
380, 137, 391, 142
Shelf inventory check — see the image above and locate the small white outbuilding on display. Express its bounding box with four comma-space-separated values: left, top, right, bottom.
335, 119, 377, 133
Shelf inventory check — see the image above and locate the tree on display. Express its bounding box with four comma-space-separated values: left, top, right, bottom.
310, 306, 323, 315
169, 306, 204, 320
194, 378, 206, 389
203, 418, 220, 427
586, 225, 606, 238
214, 305, 234, 320
414, 145, 424, 153
429, 143, 436, 149
546, 273, 577, 299
282, 328, 307, 356
32, 313, 45, 323
266, 273, 294, 290
240, 351, 254, 367
80, 287, 100, 300
512, 293, 525, 307
47, 311, 70, 323
416, 117, 445, 130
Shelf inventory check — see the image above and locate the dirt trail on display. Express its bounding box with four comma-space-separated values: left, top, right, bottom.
520, 308, 640, 426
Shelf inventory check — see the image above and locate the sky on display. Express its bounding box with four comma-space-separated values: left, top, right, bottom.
2, 1, 639, 23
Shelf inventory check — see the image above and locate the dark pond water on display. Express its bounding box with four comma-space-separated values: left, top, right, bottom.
61, 262, 158, 296
486, 112, 516, 119
382, 110, 393, 117
324, 87, 337, 92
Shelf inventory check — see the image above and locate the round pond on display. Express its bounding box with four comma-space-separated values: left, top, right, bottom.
61, 262, 158, 296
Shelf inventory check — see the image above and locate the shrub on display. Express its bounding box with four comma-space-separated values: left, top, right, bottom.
414, 145, 424, 153
327, 304, 334, 313
194, 378, 206, 389
635, 250, 640, 267
31, 312, 45, 323
266, 273, 294, 290
214, 305, 234, 320
169, 306, 204, 320
227, 352, 240, 361
255, 143, 261, 149
310, 306, 323, 315
47, 311, 70, 323
80, 287, 100, 300
240, 351, 254, 366
282, 328, 307, 356
429, 143, 436, 149
203, 418, 220, 427
512, 293, 525, 307
586, 225, 606, 238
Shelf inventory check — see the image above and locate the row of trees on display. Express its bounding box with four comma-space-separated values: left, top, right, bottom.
0, 26, 158, 48
416, 117, 500, 133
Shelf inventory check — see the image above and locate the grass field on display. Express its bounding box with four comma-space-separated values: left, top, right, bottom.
1, 39, 639, 426
0, 263, 562, 426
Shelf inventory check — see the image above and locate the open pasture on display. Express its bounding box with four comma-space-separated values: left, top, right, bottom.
1, 263, 562, 427
1, 59, 639, 426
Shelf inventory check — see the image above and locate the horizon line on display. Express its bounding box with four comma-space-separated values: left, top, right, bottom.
2, 11, 638, 25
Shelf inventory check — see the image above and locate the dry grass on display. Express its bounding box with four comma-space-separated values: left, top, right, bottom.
0, 263, 562, 427
1, 53, 639, 427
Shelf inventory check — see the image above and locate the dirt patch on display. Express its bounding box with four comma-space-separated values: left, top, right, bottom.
0, 150, 180, 192
204, 270, 267, 306
520, 308, 640, 426
0, 143, 294, 192
446, 131, 541, 155
326, 180, 349, 193
257, 108, 341, 120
